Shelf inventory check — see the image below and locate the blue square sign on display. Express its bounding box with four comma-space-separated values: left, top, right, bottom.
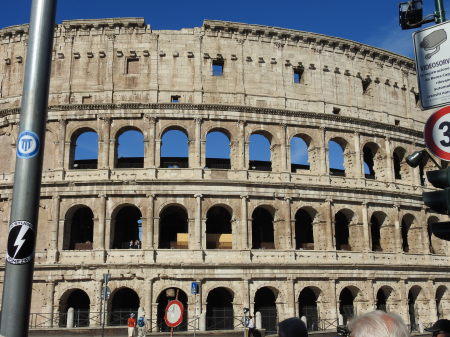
191, 282, 199, 294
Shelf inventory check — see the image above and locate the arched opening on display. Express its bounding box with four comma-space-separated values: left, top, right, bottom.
401, 214, 418, 253
115, 129, 144, 168
335, 211, 351, 251
408, 287, 421, 332
363, 143, 379, 180
70, 130, 98, 169
295, 208, 315, 250
339, 287, 357, 325
370, 214, 382, 251
393, 147, 411, 181
206, 206, 232, 249
428, 216, 445, 254
254, 287, 278, 334
291, 136, 310, 172
156, 288, 188, 331
376, 289, 387, 312
206, 287, 234, 330
328, 139, 346, 177
205, 130, 231, 169
63, 206, 94, 250
436, 286, 447, 319
160, 129, 189, 168
249, 133, 271, 171
158, 205, 189, 249
59, 289, 90, 327
298, 287, 319, 331
111, 205, 142, 249
251, 207, 274, 249
109, 288, 140, 326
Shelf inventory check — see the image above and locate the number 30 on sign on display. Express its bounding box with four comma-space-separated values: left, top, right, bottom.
425, 106, 450, 161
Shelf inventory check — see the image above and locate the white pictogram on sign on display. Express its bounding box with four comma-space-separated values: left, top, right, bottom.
17, 131, 40, 159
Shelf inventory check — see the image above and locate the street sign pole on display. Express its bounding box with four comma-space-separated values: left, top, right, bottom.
0, 1, 57, 336
434, 0, 446, 23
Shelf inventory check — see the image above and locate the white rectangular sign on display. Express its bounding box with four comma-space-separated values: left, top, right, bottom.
413, 20, 450, 110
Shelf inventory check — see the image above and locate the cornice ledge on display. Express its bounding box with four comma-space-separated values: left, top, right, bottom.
0, 24, 29, 39
0, 103, 422, 138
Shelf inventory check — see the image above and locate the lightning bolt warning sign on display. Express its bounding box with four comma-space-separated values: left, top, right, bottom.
6, 220, 35, 265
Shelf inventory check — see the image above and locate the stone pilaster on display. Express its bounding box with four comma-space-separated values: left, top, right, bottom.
241, 195, 249, 249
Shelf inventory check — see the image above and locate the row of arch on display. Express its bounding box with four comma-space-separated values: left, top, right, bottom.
62, 203, 446, 254
69, 127, 427, 183
59, 284, 449, 332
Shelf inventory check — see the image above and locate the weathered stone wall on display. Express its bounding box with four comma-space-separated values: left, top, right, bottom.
0, 18, 447, 331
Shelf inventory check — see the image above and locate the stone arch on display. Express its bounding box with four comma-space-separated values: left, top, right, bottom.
158, 203, 189, 249
362, 142, 382, 180
62, 205, 94, 250
328, 137, 348, 177
114, 126, 144, 168
205, 128, 231, 169
290, 134, 311, 172
249, 130, 272, 171
393, 147, 412, 181
428, 216, 446, 254
401, 214, 422, 253
160, 127, 189, 168
156, 287, 189, 331
408, 285, 426, 331
369, 211, 393, 252
298, 286, 321, 331
254, 286, 278, 334
206, 287, 234, 330
58, 288, 90, 327
251, 205, 275, 249
334, 208, 358, 251
339, 286, 360, 325
295, 207, 318, 250
110, 204, 143, 249
206, 205, 232, 249
436, 285, 449, 319
69, 127, 99, 169
375, 286, 396, 312
108, 287, 140, 326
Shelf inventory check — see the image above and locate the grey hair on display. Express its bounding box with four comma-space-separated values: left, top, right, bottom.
347, 310, 409, 337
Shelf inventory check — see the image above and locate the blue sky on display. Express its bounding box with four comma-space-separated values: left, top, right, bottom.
2, 0, 446, 57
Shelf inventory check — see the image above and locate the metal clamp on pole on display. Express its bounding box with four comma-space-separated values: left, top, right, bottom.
0, 1, 57, 337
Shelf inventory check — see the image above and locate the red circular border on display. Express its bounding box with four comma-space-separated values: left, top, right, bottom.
424, 106, 450, 161
164, 300, 184, 328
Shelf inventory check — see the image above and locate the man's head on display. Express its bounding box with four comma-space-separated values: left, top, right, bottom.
425, 319, 450, 337
130, 313, 135, 318
278, 317, 308, 337
347, 310, 408, 337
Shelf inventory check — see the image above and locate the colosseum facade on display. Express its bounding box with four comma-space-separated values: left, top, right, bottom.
0, 17, 449, 333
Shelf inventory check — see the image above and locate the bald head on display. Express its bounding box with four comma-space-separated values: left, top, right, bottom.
347, 311, 409, 337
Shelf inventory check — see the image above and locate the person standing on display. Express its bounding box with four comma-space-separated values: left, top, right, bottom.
127, 313, 137, 337
247, 315, 256, 337
425, 319, 450, 337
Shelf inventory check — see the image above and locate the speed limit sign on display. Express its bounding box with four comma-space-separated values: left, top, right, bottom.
425, 106, 450, 161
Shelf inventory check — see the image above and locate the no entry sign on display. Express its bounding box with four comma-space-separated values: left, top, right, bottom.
425, 106, 450, 161
164, 300, 184, 328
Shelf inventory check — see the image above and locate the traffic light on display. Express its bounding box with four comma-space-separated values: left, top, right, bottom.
423, 168, 450, 240
399, 0, 423, 29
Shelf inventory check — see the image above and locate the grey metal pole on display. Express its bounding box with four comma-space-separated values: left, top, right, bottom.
434, 0, 446, 23
0, 0, 57, 336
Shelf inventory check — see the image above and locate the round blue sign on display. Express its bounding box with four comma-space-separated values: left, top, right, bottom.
17, 131, 40, 159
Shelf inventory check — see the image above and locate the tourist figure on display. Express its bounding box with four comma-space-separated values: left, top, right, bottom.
129, 240, 134, 249
134, 240, 141, 249
127, 313, 136, 337
246, 315, 256, 337
137, 314, 147, 337
348, 310, 408, 337
425, 319, 450, 337
279, 317, 308, 337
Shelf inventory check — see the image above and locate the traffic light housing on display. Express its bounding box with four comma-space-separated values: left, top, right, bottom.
423, 168, 450, 240
399, 0, 423, 29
